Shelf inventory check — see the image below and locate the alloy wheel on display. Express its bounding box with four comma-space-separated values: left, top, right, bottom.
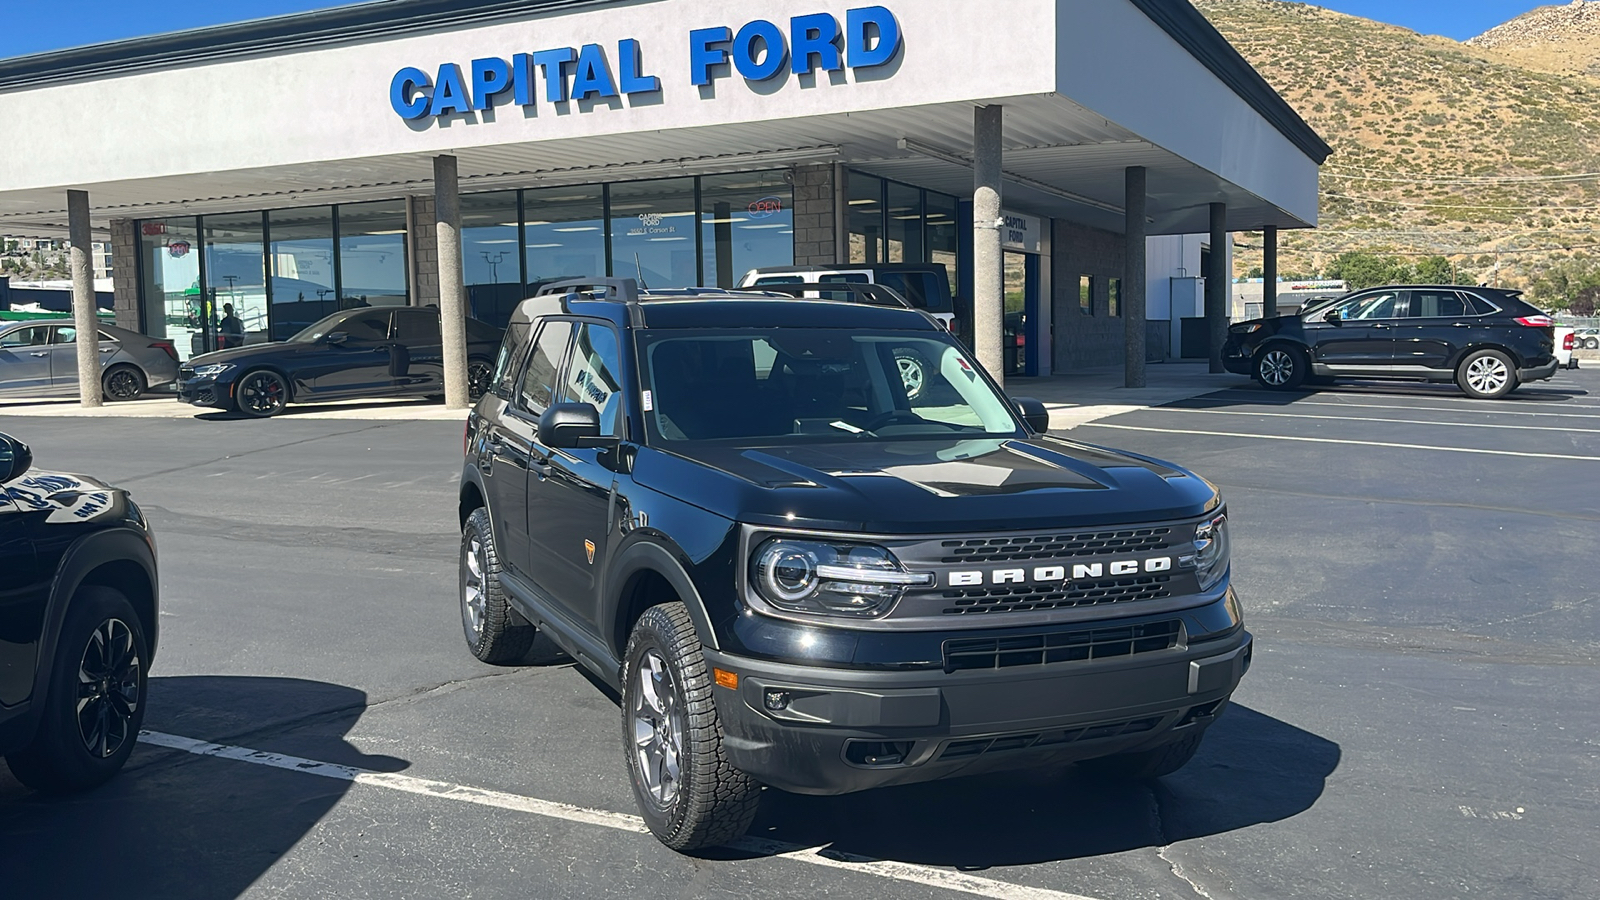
631, 650, 685, 809
897, 354, 926, 400
239, 372, 286, 415
106, 369, 142, 400
76, 618, 141, 760
1259, 349, 1294, 387
1466, 356, 1509, 395
468, 362, 494, 401
462, 534, 486, 641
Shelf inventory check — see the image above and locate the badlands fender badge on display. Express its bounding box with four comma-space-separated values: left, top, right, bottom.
584, 540, 596, 565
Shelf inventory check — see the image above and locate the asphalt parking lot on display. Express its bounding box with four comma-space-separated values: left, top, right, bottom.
2, 367, 1597, 900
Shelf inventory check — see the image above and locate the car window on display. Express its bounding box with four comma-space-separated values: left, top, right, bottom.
877, 272, 949, 312
561, 323, 624, 437
819, 273, 871, 284
50, 325, 78, 345
1464, 294, 1500, 316
392, 309, 441, 343
518, 319, 573, 415
1333, 291, 1401, 321
1407, 291, 1468, 319
99, 331, 118, 343
491, 323, 530, 396
0, 326, 51, 348
339, 311, 393, 342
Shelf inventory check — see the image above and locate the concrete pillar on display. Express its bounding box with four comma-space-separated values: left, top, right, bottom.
1207, 202, 1228, 373
1124, 167, 1147, 389
1262, 225, 1278, 319
972, 104, 1004, 387
68, 190, 102, 407
434, 156, 470, 409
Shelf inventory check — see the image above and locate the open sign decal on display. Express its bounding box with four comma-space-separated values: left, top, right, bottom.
747, 196, 784, 219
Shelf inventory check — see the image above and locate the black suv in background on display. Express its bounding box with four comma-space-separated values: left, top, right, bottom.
1, 433, 158, 792
1222, 285, 1559, 399
177, 306, 503, 417
458, 279, 1250, 851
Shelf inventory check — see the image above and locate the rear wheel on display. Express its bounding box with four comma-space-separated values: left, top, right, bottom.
6, 586, 148, 793
1081, 729, 1205, 781
622, 602, 760, 852
1254, 346, 1306, 390
460, 508, 536, 664
102, 365, 147, 401
236, 369, 289, 417
1456, 349, 1518, 399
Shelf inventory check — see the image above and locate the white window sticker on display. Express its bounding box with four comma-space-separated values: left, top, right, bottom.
642, 390, 654, 412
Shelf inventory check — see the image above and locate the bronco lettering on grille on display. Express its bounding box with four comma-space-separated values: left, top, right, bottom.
947, 556, 1173, 587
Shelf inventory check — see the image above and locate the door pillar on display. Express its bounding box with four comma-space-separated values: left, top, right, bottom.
68, 190, 102, 407
973, 104, 1004, 387
434, 155, 470, 409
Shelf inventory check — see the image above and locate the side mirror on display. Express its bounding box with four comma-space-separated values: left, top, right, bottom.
0, 433, 33, 483
1323, 309, 1343, 325
325, 332, 349, 345
539, 403, 619, 450
1011, 396, 1051, 434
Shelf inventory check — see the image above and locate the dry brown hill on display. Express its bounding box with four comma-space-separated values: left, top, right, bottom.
1193, 0, 1600, 287
1467, 2, 1600, 77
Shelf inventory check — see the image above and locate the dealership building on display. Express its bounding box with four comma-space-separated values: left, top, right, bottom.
0, 0, 1327, 386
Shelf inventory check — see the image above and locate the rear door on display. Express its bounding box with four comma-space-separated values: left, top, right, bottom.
45, 325, 121, 390
390, 308, 444, 392
0, 325, 56, 395
1394, 289, 1472, 371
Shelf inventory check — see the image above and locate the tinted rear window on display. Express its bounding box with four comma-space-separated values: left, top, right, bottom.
878, 272, 952, 313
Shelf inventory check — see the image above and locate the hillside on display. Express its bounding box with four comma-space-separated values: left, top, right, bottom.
1193, 0, 1600, 287
1467, 2, 1600, 77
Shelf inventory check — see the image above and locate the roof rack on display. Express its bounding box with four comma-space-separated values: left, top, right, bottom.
535, 277, 642, 304
751, 282, 915, 311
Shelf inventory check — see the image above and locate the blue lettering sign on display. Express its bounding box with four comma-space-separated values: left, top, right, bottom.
512, 53, 536, 107
732, 20, 788, 81
689, 26, 732, 87
429, 63, 471, 116
470, 57, 512, 110
790, 13, 843, 75
533, 47, 577, 103
571, 43, 620, 99
390, 66, 433, 119
617, 39, 661, 93
847, 6, 902, 68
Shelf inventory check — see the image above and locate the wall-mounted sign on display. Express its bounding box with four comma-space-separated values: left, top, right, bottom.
389, 6, 902, 122
167, 241, 191, 258
141, 222, 168, 236
746, 196, 784, 219
999, 211, 1041, 254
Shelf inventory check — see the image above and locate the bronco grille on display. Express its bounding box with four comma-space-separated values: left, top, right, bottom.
938, 716, 1165, 761
941, 574, 1173, 615
942, 620, 1181, 672
939, 528, 1172, 564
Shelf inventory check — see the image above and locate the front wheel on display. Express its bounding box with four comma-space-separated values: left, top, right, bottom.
6, 586, 148, 793
235, 369, 289, 417
1456, 349, 1518, 399
622, 602, 760, 852
1254, 346, 1307, 390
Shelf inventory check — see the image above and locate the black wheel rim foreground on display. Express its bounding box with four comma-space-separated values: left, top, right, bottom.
631, 650, 685, 810
239, 373, 285, 414
106, 369, 141, 399
468, 363, 493, 401
77, 618, 142, 759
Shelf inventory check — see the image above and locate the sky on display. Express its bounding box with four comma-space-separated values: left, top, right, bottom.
0, 0, 1560, 58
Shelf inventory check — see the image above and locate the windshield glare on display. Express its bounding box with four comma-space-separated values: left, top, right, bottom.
288, 312, 353, 343
640, 330, 1022, 444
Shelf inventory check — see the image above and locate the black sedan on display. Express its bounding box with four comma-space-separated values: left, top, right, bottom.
1222, 285, 1559, 399
1, 432, 159, 792
176, 306, 504, 417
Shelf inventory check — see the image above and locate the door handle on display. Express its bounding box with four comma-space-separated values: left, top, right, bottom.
1370, 323, 1391, 330
29, 351, 48, 357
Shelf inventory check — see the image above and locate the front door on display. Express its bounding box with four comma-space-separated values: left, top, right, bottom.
526, 321, 623, 629
308, 309, 396, 396
0, 325, 56, 395
504, 319, 573, 582
1309, 289, 1402, 371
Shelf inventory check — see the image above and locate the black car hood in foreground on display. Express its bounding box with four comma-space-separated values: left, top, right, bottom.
634, 436, 1219, 533
3, 469, 137, 527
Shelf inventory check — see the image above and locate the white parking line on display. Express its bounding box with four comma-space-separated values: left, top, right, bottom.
1148, 407, 1600, 434
1269, 400, 1600, 420
139, 730, 1103, 900
1083, 423, 1600, 462
1217, 389, 1600, 413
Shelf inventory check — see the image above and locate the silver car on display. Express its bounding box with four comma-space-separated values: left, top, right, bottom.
0, 319, 180, 401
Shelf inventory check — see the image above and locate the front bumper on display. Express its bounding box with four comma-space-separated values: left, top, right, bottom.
705, 623, 1252, 795
175, 375, 233, 410
1519, 360, 1559, 382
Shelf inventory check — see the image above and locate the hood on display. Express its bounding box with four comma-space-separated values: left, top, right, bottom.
187, 342, 308, 366
632, 436, 1219, 534
2, 469, 135, 526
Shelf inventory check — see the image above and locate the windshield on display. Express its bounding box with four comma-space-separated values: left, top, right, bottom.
638, 329, 1023, 444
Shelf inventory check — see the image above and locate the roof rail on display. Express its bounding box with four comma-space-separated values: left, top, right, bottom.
535, 278, 641, 304
753, 282, 915, 311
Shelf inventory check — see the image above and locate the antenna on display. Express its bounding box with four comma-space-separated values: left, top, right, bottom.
634, 253, 650, 291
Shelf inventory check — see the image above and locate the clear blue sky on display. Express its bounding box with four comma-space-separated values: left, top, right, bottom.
0, 0, 1552, 58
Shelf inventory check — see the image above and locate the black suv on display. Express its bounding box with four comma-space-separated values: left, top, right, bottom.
1, 433, 158, 792
459, 280, 1249, 851
1222, 285, 1559, 399
177, 306, 504, 417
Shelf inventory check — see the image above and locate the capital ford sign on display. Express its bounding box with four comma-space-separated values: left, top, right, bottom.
390, 6, 902, 121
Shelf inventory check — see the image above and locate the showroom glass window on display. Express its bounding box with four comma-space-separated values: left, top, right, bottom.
136, 217, 202, 360
885, 181, 924, 264
925, 192, 959, 292
609, 178, 699, 288
337, 200, 409, 310
203, 213, 268, 352
700, 172, 794, 287
847, 172, 884, 264
524, 186, 607, 289
268, 207, 337, 340
461, 191, 521, 327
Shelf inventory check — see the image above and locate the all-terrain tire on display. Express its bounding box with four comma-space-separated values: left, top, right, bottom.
1081, 729, 1205, 781
622, 602, 760, 852
460, 508, 537, 664
6, 586, 149, 793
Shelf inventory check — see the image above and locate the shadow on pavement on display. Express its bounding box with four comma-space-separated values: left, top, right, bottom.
195, 397, 443, 421
1185, 380, 1590, 408
742, 704, 1338, 868
0, 675, 406, 900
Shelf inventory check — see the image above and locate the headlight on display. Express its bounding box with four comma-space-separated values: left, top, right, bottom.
1229, 323, 1262, 335
192, 363, 236, 378
1184, 513, 1231, 592
750, 538, 932, 619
